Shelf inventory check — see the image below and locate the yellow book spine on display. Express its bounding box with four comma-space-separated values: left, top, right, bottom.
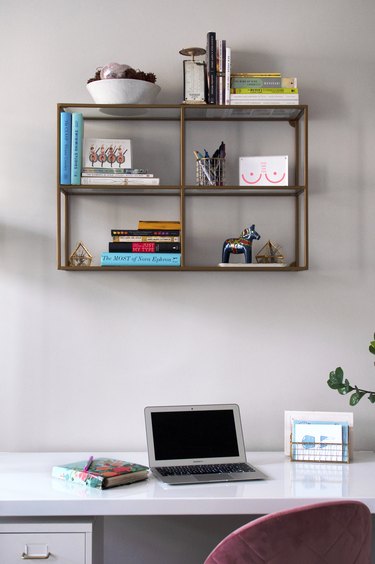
230, 88, 298, 94
231, 73, 281, 77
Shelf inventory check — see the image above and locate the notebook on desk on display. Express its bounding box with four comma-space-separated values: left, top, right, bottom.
144, 404, 267, 485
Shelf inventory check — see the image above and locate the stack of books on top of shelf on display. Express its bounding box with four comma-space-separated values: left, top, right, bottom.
101, 221, 181, 267
229, 74, 299, 105
81, 167, 159, 186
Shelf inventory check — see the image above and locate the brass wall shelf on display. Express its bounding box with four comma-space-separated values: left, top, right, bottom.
57, 103, 308, 271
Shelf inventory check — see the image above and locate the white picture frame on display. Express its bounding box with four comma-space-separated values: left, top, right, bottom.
83, 138, 132, 169
239, 155, 288, 186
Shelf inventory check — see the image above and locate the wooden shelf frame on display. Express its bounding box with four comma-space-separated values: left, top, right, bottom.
57, 103, 308, 272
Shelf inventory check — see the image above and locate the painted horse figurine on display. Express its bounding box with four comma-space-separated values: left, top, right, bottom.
222, 224, 261, 263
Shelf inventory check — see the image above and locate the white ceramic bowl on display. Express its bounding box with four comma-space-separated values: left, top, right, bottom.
86, 78, 161, 104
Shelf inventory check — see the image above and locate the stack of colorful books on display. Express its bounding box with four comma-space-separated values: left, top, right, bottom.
101, 221, 181, 267
81, 167, 159, 186
229, 74, 299, 105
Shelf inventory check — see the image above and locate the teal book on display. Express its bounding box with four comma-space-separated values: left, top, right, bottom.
101, 252, 181, 266
60, 112, 72, 184
71, 112, 83, 185
52, 458, 149, 489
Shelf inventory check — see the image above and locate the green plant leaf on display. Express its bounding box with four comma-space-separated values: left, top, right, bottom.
369, 341, 375, 355
368, 393, 375, 404
350, 390, 365, 406
338, 379, 354, 395
327, 367, 344, 389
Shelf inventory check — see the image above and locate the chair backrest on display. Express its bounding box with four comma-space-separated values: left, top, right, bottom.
204, 500, 372, 564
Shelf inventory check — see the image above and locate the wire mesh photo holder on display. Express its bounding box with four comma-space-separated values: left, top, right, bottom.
196, 158, 225, 186
290, 436, 350, 464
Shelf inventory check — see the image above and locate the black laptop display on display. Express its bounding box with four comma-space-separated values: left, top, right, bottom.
145, 404, 267, 485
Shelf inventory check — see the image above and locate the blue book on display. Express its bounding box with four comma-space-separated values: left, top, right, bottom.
71, 112, 83, 185
60, 112, 72, 184
101, 252, 181, 267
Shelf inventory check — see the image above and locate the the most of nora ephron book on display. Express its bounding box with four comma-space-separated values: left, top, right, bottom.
52, 458, 149, 489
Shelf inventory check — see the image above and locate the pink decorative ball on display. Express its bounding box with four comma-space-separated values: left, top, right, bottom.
100, 63, 131, 79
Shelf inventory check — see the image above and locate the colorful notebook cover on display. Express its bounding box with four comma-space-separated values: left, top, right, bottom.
52, 458, 149, 489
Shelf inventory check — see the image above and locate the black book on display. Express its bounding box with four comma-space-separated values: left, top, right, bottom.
206, 32, 217, 104
109, 242, 181, 253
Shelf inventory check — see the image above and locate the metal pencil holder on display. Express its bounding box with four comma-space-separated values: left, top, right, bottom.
196, 158, 225, 186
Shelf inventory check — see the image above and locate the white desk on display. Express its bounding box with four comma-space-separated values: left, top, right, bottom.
1, 451, 375, 563
1, 451, 375, 516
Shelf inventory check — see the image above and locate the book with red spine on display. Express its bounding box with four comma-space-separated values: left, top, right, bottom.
109, 242, 181, 253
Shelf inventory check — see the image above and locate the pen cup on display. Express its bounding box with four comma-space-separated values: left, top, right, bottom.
196, 158, 225, 187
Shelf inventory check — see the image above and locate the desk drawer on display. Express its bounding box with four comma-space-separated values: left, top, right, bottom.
0, 532, 87, 563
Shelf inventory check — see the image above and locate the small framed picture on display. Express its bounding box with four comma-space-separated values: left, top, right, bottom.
239, 155, 288, 186
83, 138, 132, 169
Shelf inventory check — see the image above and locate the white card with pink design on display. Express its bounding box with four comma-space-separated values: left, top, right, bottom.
239, 155, 288, 186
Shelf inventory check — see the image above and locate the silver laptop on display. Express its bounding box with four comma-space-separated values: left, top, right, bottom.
144, 404, 267, 485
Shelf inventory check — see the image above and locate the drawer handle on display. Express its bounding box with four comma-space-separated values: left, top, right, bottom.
21, 553, 52, 560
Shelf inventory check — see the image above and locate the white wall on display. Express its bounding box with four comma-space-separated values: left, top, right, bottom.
1, 0, 375, 455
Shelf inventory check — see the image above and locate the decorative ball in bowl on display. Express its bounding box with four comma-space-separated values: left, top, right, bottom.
87, 78, 161, 104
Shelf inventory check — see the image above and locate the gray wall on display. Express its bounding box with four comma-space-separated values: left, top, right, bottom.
1, 1, 375, 455
2, 2, 375, 562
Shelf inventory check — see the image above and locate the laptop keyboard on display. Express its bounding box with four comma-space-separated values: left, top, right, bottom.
157, 463, 255, 477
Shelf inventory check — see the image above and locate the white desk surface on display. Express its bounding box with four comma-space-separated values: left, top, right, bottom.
1, 451, 375, 517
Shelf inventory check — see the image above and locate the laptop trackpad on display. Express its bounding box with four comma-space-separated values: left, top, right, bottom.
194, 474, 233, 481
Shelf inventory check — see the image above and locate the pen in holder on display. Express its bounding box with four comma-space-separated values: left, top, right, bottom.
196, 157, 225, 186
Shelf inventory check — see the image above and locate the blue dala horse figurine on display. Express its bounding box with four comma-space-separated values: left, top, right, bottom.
222, 224, 261, 263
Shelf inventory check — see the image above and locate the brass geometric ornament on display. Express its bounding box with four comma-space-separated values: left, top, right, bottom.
256, 240, 285, 264
69, 241, 93, 267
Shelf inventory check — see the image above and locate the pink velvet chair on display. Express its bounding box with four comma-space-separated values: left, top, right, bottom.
204, 500, 372, 564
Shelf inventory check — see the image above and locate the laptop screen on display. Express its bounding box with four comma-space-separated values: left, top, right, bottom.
145, 404, 247, 466
151, 409, 239, 460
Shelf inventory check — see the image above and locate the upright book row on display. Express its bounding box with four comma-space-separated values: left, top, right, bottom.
206, 32, 231, 105
205, 31, 299, 106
